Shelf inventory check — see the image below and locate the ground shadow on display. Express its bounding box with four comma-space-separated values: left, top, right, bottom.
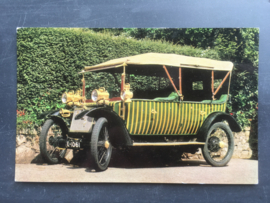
66, 147, 208, 172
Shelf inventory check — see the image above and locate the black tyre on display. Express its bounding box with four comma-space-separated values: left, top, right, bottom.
202, 122, 234, 167
90, 117, 112, 171
39, 119, 67, 164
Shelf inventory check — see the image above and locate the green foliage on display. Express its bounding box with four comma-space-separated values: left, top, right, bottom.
91, 28, 259, 127
192, 81, 203, 90
92, 28, 218, 48
227, 70, 258, 127
17, 28, 220, 130
17, 28, 258, 131
16, 113, 36, 135
96, 28, 258, 66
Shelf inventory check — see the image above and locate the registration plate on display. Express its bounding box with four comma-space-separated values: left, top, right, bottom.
66, 139, 81, 148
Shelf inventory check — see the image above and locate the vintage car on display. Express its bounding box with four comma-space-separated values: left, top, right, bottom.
39, 53, 241, 171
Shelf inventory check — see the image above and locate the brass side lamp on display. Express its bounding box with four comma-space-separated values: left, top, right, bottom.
91, 87, 110, 105
121, 83, 133, 103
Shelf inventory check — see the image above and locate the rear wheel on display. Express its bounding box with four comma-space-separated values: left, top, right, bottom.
202, 122, 234, 167
39, 119, 67, 164
90, 118, 112, 171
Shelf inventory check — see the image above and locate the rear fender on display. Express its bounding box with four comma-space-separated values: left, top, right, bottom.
197, 112, 242, 141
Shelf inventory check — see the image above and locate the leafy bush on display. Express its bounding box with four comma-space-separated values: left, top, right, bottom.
92, 28, 259, 128
227, 69, 258, 127
17, 28, 220, 130
16, 110, 36, 135
17, 28, 258, 131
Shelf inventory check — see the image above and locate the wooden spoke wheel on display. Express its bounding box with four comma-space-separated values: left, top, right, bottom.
90, 117, 112, 171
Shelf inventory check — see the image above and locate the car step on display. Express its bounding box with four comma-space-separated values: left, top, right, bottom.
132, 142, 205, 146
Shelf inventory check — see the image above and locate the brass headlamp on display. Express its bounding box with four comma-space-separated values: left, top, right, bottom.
121, 83, 133, 103
91, 87, 109, 105
62, 90, 84, 106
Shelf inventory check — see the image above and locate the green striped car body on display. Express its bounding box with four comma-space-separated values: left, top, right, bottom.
86, 99, 226, 136
125, 100, 226, 136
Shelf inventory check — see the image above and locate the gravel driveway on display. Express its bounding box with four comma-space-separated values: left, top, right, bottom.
15, 150, 258, 184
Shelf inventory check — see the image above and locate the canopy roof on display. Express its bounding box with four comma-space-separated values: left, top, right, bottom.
84, 53, 233, 73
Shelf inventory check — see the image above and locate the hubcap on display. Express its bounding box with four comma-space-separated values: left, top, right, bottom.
219, 141, 227, 148
104, 140, 110, 149
208, 136, 220, 152
48, 136, 56, 146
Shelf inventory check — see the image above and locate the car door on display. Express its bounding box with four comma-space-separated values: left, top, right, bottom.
125, 100, 154, 135
148, 101, 203, 136
149, 101, 181, 135
127, 100, 181, 136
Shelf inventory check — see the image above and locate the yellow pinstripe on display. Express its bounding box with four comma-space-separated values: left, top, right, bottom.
163, 103, 171, 134
170, 102, 177, 134
195, 103, 204, 133
139, 101, 145, 134
180, 103, 188, 134
118, 102, 121, 116
167, 102, 173, 134
160, 103, 168, 134
156, 102, 164, 134
150, 102, 158, 134
188, 103, 194, 134
133, 101, 140, 134
177, 103, 184, 134
190, 103, 198, 134
184, 104, 191, 134
129, 101, 135, 134
145, 102, 152, 134
171, 103, 178, 134
126, 102, 131, 130
142, 101, 148, 134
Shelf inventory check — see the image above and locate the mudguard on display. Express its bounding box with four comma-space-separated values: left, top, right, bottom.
76, 106, 133, 147
75, 106, 108, 120
197, 112, 242, 141
38, 110, 60, 119
39, 110, 69, 135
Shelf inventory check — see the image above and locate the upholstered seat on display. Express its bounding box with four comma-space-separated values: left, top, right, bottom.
153, 92, 179, 102
201, 94, 228, 104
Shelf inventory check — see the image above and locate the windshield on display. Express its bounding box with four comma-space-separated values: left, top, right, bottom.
83, 66, 230, 102
84, 71, 172, 100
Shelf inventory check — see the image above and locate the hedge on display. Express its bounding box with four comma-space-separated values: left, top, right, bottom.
17, 28, 222, 129
17, 28, 256, 131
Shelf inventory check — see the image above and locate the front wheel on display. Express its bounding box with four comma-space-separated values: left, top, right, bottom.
90, 117, 112, 171
39, 119, 68, 164
202, 122, 234, 167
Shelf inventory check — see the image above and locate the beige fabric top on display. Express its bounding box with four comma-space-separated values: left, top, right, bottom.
84, 53, 233, 72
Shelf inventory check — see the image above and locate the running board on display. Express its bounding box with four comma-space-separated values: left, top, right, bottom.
132, 142, 205, 146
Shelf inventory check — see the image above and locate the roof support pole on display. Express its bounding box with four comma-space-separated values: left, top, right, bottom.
179, 67, 182, 94
214, 71, 231, 96
82, 73, 85, 97
121, 65, 126, 91
179, 67, 183, 100
227, 71, 232, 95
120, 64, 126, 120
211, 70, 215, 100
163, 65, 180, 96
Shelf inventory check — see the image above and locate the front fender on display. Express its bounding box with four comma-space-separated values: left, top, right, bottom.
39, 110, 69, 133
49, 115, 69, 135
75, 107, 109, 120
76, 106, 133, 147
38, 110, 60, 119
197, 112, 242, 141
